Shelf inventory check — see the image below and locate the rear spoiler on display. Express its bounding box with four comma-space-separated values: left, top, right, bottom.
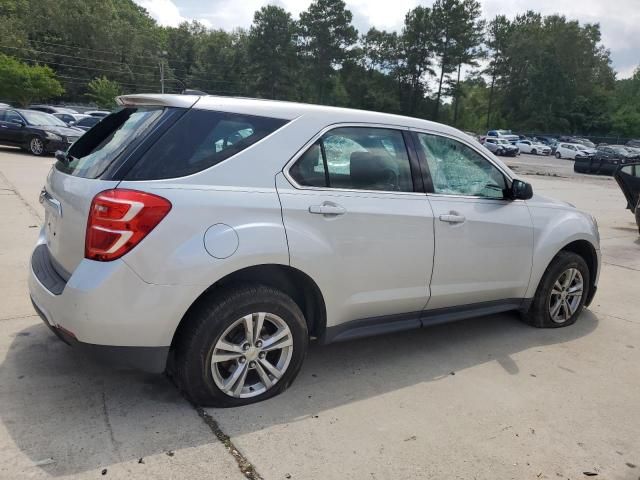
116, 94, 201, 109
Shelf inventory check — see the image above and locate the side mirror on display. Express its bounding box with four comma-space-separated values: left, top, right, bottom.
68, 121, 76, 126
510, 179, 533, 200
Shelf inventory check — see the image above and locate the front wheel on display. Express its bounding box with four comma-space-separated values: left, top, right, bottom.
172, 285, 308, 407
531, 149, 537, 155
521, 251, 589, 328
28, 136, 45, 156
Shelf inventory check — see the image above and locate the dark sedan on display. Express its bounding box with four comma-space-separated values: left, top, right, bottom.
0, 108, 84, 155
574, 145, 637, 175
614, 163, 640, 234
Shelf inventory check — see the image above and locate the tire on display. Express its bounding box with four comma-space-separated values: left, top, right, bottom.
496, 148, 504, 156
28, 136, 45, 156
555, 152, 561, 159
172, 285, 308, 407
531, 149, 537, 155
521, 251, 590, 328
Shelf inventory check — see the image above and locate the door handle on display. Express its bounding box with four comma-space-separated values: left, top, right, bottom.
309, 204, 346, 215
439, 213, 465, 224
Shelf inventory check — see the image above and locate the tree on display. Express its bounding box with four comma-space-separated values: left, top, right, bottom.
248, 6, 298, 99
448, 0, 485, 126
485, 15, 512, 128
399, 7, 434, 114
86, 76, 121, 108
298, 0, 358, 103
0, 54, 64, 106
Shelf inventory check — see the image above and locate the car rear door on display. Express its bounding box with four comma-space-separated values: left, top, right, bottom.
277, 125, 434, 329
412, 131, 533, 310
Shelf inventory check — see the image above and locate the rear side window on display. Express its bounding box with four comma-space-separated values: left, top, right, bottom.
60, 107, 165, 178
289, 127, 414, 192
125, 109, 288, 180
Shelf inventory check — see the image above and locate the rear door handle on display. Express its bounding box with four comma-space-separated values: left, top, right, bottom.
439, 214, 465, 224
309, 204, 346, 215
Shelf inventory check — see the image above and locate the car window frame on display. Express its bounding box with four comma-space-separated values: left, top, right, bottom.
283, 122, 424, 195
409, 129, 515, 201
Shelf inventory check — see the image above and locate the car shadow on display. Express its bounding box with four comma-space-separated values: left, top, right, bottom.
208, 310, 599, 436
0, 310, 598, 476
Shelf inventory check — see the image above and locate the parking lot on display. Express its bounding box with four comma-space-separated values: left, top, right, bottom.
0, 148, 638, 479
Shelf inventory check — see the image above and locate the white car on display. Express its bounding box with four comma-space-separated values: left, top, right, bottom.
555, 143, 594, 160
516, 140, 551, 155
29, 94, 600, 407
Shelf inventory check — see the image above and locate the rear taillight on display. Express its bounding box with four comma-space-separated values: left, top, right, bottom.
85, 189, 171, 261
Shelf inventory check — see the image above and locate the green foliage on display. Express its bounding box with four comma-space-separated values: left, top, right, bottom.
86, 76, 121, 108
0, 54, 64, 106
0, 0, 637, 137
298, 0, 358, 103
248, 6, 298, 99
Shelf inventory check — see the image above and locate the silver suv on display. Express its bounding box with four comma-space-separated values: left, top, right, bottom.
29, 95, 600, 407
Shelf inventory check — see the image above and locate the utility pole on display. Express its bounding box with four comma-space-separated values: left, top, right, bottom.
158, 50, 168, 94
159, 60, 164, 94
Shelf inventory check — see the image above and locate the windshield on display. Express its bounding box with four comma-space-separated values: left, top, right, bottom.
611, 146, 630, 155
21, 110, 68, 127
496, 130, 513, 135
496, 139, 510, 144
578, 140, 595, 148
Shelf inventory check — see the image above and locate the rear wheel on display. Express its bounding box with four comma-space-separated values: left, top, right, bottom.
28, 136, 45, 156
555, 152, 561, 159
172, 285, 308, 407
521, 251, 589, 328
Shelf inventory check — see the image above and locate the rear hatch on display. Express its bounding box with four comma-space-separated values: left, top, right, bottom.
614, 163, 640, 212
41, 104, 180, 277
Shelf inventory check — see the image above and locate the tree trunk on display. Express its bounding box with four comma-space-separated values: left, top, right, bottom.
434, 60, 446, 121
453, 62, 462, 126
486, 69, 496, 129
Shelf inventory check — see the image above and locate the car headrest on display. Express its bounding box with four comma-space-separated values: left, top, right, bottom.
350, 151, 395, 189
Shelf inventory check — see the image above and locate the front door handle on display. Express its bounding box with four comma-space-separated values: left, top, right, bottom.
439, 213, 465, 224
309, 204, 346, 216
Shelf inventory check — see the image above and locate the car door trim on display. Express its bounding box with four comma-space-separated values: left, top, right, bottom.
321, 298, 526, 344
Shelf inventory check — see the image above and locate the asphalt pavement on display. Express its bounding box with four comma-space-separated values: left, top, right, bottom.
0, 146, 638, 480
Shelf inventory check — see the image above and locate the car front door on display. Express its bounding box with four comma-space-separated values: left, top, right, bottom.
413, 131, 533, 310
277, 125, 434, 330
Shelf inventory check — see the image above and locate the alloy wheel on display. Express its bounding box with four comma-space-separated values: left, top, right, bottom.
548, 268, 584, 323
30, 137, 44, 155
210, 312, 293, 398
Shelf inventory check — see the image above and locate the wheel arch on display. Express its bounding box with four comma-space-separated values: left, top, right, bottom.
558, 239, 598, 306
169, 264, 327, 350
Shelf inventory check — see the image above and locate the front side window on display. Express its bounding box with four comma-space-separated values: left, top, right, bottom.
4, 110, 23, 123
289, 127, 414, 192
416, 133, 507, 199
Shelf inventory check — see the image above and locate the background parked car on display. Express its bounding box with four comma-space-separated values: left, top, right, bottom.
574, 145, 636, 175
515, 139, 551, 155
74, 115, 102, 131
483, 137, 519, 156
53, 112, 92, 127
28, 105, 79, 115
627, 139, 640, 148
555, 142, 593, 160
614, 162, 640, 233
486, 129, 520, 144
85, 110, 110, 117
0, 108, 84, 155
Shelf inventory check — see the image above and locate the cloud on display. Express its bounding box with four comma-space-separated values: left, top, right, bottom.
134, 0, 638, 77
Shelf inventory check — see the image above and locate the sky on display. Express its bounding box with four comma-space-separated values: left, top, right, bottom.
134, 0, 639, 78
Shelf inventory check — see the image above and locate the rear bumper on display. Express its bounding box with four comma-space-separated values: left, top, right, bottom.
31, 298, 169, 373
28, 240, 202, 372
